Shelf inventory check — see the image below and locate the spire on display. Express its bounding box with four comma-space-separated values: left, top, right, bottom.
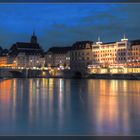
96, 35, 102, 45
123, 33, 126, 39
121, 33, 128, 41
31, 29, 37, 44
33, 29, 35, 36
98, 36, 100, 42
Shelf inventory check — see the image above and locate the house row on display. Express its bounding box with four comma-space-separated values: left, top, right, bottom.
0, 34, 139, 74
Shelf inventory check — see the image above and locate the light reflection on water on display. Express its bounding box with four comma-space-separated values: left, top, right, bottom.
0, 78, 140, 135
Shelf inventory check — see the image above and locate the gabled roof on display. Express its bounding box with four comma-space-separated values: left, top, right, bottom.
130, 39, 140, 46
46, 46, 72, 54
15, 42, 41, 49
0, 49, 9, 56
9, 42, 44, 56
72, 41, 93, 50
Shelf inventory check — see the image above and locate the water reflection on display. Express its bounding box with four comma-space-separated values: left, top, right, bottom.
0, 79, 140, 135
87, 80, 140, 135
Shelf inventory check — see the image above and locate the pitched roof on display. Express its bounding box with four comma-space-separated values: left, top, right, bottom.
16, 42, 41, 49
72, 41, 93, 50
9, 42, 44, 56
0, 49, 9, 56
130, 39, 140, 46
46, 46, 72, 54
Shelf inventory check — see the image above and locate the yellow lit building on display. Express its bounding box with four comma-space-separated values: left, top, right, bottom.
0, 55, 8, 67
0, 49, 14, 67
88, 36, 140, 74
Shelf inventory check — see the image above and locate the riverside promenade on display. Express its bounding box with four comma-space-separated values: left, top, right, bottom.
0, 67, 140, 80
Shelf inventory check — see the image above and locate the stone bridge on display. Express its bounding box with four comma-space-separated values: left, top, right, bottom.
0, 68, 72, 78
0, 68, 50, 78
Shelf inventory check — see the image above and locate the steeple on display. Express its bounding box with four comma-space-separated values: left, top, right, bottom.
96, 36, 102, 45
121, 33, 128, 42
33, 29, 35, 36
31, 30, 37, 44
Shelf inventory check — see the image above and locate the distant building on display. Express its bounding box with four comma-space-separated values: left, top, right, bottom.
91, 36, 140, 68
8, 32, 45, 68
127, 39, 140, 68
88, 36, 140, 74
0, 49, 9, 67
92, 36, 129, 68
70, 41, 93, 74
0, 47, 2, 53
45, 47, 71, 69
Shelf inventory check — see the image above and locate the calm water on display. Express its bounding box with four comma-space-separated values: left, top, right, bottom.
0, 78, 140, 135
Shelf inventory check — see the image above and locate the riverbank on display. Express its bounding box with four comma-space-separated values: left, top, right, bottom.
1, 68, 140, 80
86, 73, 140, 80
1, 74, 140, 80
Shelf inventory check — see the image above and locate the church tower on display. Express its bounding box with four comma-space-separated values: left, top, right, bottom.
31, 31, 37, 44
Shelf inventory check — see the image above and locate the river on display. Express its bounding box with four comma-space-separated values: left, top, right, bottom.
0, 78, 140, 135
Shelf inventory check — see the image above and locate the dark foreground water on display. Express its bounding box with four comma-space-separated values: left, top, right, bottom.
0, 78, 140, 136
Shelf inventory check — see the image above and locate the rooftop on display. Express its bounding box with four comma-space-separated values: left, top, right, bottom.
72, 41, 93, 50
130, 39, 140, 46
46, 46, 72, 54
0, 49, 9, 56
9, 42, 44, 56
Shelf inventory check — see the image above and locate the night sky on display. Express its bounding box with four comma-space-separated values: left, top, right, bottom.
0, 4, 140, 50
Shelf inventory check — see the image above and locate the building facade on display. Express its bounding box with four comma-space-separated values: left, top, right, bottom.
88, 36, 140, 74
8, 33, 45, 68
127, 40, 140, 68
45, 47, 71, 69
91, 37, 130, 68
70, 41, 93, 74
0, 49, 9, 67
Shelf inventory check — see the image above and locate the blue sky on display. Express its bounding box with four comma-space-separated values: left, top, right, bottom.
0, 4, 140, 50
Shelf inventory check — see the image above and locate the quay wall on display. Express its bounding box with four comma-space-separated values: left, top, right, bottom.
88, 73, 140, 80
0, 68, 73, 78
0, 68, 140, 80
